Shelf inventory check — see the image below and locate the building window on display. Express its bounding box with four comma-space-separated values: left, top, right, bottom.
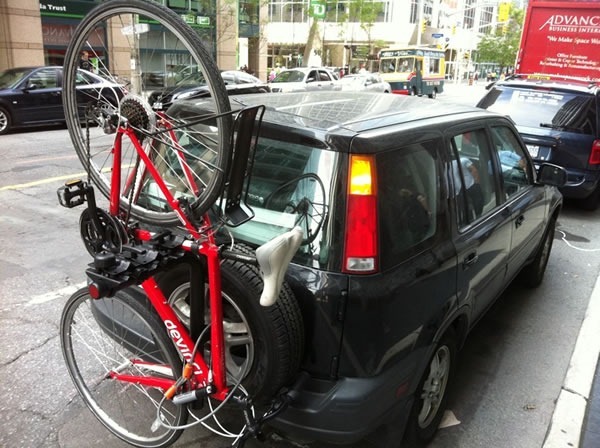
409, 0, 418, 24
269, 0, 391, 24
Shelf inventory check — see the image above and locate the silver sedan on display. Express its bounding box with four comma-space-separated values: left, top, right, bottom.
339, 73, 391, 93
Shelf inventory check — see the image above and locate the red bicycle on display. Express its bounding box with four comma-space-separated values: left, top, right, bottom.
57, 1, 304, 447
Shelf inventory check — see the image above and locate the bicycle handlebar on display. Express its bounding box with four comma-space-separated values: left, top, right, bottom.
255, 226, 303, 306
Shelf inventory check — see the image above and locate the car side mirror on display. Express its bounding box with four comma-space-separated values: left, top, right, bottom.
25, 83, 39, 91
537, 163, 567, 187
306, 77, 315, 83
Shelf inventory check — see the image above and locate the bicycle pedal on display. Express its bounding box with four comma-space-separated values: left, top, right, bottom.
57, 179, 87, 208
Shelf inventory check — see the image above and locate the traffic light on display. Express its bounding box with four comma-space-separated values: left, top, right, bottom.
463, 51, 470, 61
451, 24, 456, 35
421, 19, 426, 33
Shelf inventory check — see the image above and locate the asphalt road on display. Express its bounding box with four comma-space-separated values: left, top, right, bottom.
1, 89, 600, 448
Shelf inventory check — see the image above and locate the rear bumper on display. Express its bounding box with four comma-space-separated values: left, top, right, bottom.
556, 168, 600, 199
272, 363, 416, 444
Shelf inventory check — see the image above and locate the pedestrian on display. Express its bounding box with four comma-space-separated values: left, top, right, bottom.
268, 68, 276, 82
79, 51, 92, 71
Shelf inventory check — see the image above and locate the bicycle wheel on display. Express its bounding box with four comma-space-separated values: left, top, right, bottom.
264, 173, 328, 246
61, 287, 186, 448
62, 0, 232, 226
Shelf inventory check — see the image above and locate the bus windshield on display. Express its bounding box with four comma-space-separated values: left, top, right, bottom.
381, 57, 415, 74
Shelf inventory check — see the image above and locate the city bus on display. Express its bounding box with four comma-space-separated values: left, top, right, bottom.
379, 47, 445, 98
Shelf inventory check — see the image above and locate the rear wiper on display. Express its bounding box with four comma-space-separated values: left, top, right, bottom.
539, 122, 581, 132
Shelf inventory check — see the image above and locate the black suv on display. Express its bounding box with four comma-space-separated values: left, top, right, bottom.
477, 75, 600, 209
166, 92, 566, 446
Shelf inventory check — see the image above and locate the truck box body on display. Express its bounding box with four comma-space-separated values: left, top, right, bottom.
515, 0, 600, 81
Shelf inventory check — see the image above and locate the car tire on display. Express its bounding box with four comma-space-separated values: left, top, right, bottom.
578, 185, 600, 211
403, 328, 457, 447
519, 217, 556, 288
0, 106, 12, 135
154, 245, 304, 403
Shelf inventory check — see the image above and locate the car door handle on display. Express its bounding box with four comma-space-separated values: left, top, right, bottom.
515, 215, 525, 228
463, 252, 479, 268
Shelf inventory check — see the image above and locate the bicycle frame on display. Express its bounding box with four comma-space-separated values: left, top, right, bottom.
103, 122, 230, 401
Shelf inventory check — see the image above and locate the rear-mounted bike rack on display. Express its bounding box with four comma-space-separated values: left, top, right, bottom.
220, 105, 266, 227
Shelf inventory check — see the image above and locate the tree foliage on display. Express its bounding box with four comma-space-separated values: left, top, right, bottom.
476, 7, 524, 70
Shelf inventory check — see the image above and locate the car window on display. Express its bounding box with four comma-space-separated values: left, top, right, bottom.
221, 74, 235, 84
75, 70, 99, 86
307, 70, 318, 82
318, 71, 331, 81
480, 86, 598, 135
378, 141, 439, 269
450, 129, 499, 227
28, 68, 58, 89
490, 126, 531, 198
236, 72, 257, 83
272, 70, 305, 83
227, 137, 338, 268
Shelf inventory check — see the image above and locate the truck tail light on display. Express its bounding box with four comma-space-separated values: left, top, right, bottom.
589, 140, 600, 165
343, 154, 378, 274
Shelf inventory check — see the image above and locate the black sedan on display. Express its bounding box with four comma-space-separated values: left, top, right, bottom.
148, 70, 270, 111
0, 66, 124, 135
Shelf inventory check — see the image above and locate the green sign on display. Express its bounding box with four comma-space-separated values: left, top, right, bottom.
310, 0, 326, 19
39, 0, 95, 18
196, 16, 210, 27
181, 14, 195, 25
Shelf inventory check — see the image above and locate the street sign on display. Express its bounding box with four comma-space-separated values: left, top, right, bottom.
432, 33, 444, 38
121, 23, 149, 35
310, 0, 326, 19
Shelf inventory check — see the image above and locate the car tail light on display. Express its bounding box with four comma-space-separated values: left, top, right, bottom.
343, 154, 378, 274
589, 140, 600, 165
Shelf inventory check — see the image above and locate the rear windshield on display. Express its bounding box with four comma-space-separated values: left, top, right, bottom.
228, 136, 339, 269
480, 86, 597, 135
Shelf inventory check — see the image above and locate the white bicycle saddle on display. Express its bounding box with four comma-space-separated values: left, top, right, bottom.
255, 226, 303, 306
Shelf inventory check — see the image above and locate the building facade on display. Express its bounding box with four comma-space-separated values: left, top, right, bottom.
0, 0, 506, 82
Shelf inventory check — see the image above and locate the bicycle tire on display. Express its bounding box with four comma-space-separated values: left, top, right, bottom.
60, 287, 187, 448
62, 0, 232, 226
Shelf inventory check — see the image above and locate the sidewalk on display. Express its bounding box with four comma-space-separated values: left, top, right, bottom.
543, 273, 600, 447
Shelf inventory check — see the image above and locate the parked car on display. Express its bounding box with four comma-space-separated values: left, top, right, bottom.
268, 67, 340, 93
0, 66, 123, 135
160, 91, 566, 446
148, 70, 270, 110
338, 73, 391, 92
477, 74, 600, 209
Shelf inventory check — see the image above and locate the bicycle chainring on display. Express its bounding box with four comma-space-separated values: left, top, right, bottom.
79, 208, 128, 256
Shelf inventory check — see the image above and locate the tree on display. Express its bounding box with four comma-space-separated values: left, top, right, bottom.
348, 0, 384, 56
476, 7, 524, 74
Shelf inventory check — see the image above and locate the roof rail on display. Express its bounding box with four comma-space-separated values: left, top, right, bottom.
510, 73, 598, 89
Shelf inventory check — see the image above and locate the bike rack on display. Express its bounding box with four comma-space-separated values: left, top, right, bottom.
220, 105, 266, 227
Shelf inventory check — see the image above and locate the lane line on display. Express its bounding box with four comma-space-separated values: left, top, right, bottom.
15, 154, 79, 165
0, 173, 89, 191
25, 282, 87, 307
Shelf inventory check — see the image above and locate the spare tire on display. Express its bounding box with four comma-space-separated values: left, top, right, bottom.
154, 244, 304, 402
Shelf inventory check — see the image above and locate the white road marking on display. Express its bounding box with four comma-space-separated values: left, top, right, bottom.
25, 282, 87, 307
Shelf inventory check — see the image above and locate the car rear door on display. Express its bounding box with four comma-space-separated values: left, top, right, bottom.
448, 125, 512, 321
488, 122, 547, 281
15, 67, 62, 123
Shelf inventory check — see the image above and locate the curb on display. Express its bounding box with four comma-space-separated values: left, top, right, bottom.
543, 272, 600, 447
